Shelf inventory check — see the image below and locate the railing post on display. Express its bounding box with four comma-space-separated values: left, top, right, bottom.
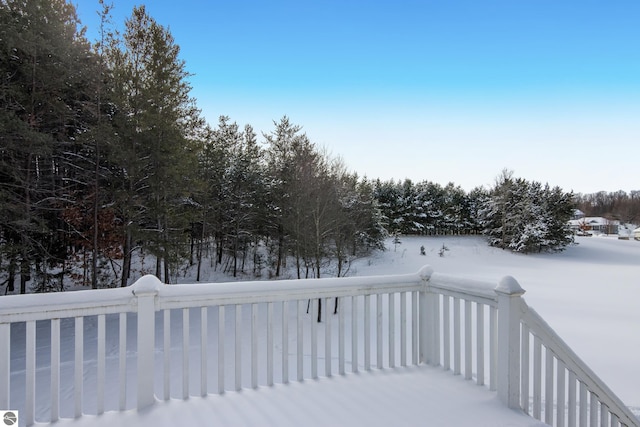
132, 275, 162, 411
418, 265, 434, 365
495, 276, 525, 409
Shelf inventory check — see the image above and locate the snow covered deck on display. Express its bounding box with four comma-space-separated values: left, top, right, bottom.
57, 365, 545, 427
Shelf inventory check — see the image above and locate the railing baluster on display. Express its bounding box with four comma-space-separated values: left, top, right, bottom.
0, 323, 9, 411
557, 360, 566, 427
338, 297, 345, 375
590, 392, 598, 426
521, 323, 530, 413
432, 292, 441, 366
218, 306, 225, 394
74, 317, 83, 418
26, 320, 36, 426
545, 349, 554, 425
389, 292, 395, 368
400, 291, 407, 367
476, 303, 484, 386
267, 302, 274, 386
364, 294, 371, 370
568, 371, 577, 427
97, 314, 106, 415
352, 296, 358, 373
376, 293, 383, 369
119, 313, 127, 410
251, 303, 258, 389
297, 300, 304, 381
201, 307, 208, 396
235, 304, 242, 391
579, 381, 587, 427
600, 402, 609, 427
489, 305, 497, 391
453, 297, 461, 375
443, 295, 450, 371
533, 335, 542, 420
311, 299, 318, 379
325, 297, 331, 377
611, 413, 620, 427
50, 319, 60, 422
411, 291, 418, 365
419, 287, 427, 365
281, 301, 288, 384
183, 308, 190, 399
464, 300, 472, 380
163, 310, 170, 401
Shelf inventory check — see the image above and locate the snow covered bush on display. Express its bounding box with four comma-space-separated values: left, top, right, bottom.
479, 171, 575, 253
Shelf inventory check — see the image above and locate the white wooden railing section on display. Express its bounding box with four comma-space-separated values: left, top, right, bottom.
0, 266, 638, 427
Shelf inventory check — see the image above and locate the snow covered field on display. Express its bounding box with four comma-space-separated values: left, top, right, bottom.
7, 234, 640, 426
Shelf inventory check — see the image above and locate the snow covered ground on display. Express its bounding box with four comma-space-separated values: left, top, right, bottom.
7, 234, 640, 426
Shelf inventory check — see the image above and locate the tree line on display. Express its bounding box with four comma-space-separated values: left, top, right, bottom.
373, 179, 482, 235
372, 171, 576, 254
0, 1, 384, 293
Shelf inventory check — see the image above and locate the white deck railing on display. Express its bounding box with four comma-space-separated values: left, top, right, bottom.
0, 266, 637, 427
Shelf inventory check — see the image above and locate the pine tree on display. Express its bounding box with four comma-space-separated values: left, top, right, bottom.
107, 5, 201, 285
0, 0, 98, 292
263, 116, 308, 277
480, 171, 575, 253
59, 0, 120, 289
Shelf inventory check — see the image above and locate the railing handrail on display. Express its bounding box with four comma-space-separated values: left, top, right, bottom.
157, 271, 427, 309
427, 272, 498, 306
0, 272, 428, 322
0, 287, 137, 322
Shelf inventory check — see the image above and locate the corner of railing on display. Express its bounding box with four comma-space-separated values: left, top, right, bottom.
495, 275, 526, 410
495, 276, 525, 297
417, 265, 440, 366
417, 265, 434, 283
131, 275, 162, 411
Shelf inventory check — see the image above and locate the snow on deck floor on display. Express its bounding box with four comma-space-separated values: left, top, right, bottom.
57, 365, 546, 427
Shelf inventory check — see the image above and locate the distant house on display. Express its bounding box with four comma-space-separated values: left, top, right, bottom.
568, 217, 620, 235
572, 209, 585, 220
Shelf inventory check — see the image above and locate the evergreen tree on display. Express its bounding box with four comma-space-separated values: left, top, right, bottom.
107, 5, 201, 284
61, 0, 120, 289
0, 0, 98, 292
263, 116, 307, 277
221, 119, 264, 277
415, 181, 445, 234
466, 186, 488, 234
373, 179, 402, 234
540, 184, 575, 251
480, 171, 575, 253
192, 124, 222, 280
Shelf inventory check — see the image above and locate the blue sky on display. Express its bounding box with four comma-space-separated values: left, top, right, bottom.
75, 1, 640, 193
